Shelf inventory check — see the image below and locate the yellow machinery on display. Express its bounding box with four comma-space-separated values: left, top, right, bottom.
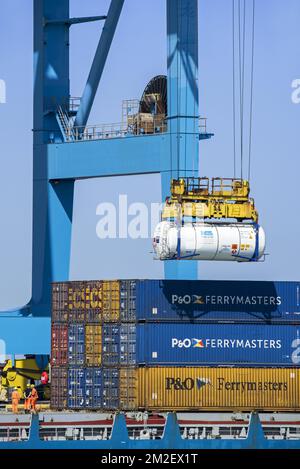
0, 357, 49, 399
161, 177, 258, 223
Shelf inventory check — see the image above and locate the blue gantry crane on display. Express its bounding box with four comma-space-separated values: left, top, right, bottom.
0, 0, 212, 355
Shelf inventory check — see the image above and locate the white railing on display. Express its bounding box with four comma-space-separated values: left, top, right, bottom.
199, 117, 207, 134
60, 116, 208, 142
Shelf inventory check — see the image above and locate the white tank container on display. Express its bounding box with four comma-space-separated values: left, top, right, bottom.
153, 221, 265, 261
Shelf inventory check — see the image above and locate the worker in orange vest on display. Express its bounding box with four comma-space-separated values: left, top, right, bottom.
30, 384, 38, 413
23, 384, 31, 413
11, 387, 20, 414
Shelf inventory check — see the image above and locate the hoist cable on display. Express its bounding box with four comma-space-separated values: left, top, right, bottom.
177, 7, 181, 180
192, 6, 197, 179
232, 0, 236, 178
238, 0, 242, 178
185, 7, 189, 179
248, 0, 255, 182
241, 0, 246, 180
238, 0, 246, 180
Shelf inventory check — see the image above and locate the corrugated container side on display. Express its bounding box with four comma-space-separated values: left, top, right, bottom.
52, 283, 68, 312
53, 281, 102, 312
136, 323, 300, 366
84, 281, 102, 311
68, 324, 85, 366
137, 367, 300, 411
85, 368, 102, 408
120, 280, 137, 321
50, 367, 68, 409
86, 308, 102, 323
102, 368, 119, 409
135, 280, 300, 323
102, 325, 120, 366
51, 310, 68, 323
53, 281, 86, 311
86, 324, 102, 367
119, 368, 138, 410
120, 324, 136, 366
67, 281, 94, 311
102, 281, 120, 322
68, 368, 86, 409
68, 309, 85, 322
51, 324, 68, 366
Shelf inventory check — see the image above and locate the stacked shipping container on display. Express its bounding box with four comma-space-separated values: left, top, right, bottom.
51, 279, 300, 411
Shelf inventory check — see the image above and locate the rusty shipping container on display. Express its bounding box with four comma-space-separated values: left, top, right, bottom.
51, 324, 68, 366
135, 367, 300, 411
50, 367, 68, 410
52, 281, 120, 322
52, 281, 102, 311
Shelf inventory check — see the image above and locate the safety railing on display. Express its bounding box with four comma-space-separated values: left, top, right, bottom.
185, 177, 210, 194
211, 177, 249, 198
70, 118, 168, 142
69, 97, 81, 112
199, 117, 207, 134
59, 114, 209, 142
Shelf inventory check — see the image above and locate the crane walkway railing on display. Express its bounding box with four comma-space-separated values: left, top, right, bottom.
56, 111, 208, 143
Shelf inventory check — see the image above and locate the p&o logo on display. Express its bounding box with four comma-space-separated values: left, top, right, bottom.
166, 377, 211, 391
172, 338, 204, 348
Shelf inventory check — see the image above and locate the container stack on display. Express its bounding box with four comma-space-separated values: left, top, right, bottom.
51, 279, 300, 411
51, 280, 137, 410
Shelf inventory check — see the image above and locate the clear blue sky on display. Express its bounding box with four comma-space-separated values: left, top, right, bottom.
0, 0, 299, 310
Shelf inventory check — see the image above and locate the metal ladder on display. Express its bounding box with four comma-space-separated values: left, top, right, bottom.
56, 105, 74, 142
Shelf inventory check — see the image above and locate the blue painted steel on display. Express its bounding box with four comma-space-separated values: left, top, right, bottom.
68, 368, 86, 408
46, 16, 107, 26
48, 135, 168, 179
134, 280, 300, 323
68, 324, 85, 365
167, 0, 199, 175
2, 413, 300, 449
137, 323, 300, 366
85, 368, 102, 408
120, 280, 136, 321
0, 318, 51, 355
102, 368, 119, 410
31, 0, 70, 316
120, 324, 136, 365
74, 0, 125, 128
68, 367, 120, 409
102, 324, 136, 366
102, 325, 120, 366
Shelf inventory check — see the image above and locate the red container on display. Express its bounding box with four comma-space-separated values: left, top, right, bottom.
51, 324, 68, 366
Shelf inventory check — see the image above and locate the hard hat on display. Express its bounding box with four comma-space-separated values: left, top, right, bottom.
14, 387, 18, 390
30, 384, 34, 388
27, 384, 30, 387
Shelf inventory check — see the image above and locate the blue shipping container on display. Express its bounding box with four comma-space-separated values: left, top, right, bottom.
68, 324, 85, 365
102, 324, 136, 366
136, 323, 300, 366
85, 368, 102, 408
68, 368, 118, 409
134, 280, 300, 323
68, 368, 86, 408
102, 368, 119, 409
